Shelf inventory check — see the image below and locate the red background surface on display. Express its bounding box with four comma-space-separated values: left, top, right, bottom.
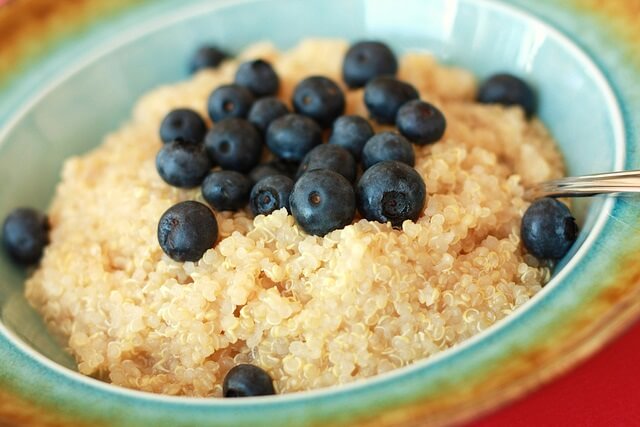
471, 319, 640, 426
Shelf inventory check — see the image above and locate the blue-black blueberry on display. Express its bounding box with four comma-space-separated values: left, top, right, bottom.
396, 100, 446, 145
249, 163, 282, 184
2, 208, 49, 265
363, 76, 419, 124
296, 144, 356, 183
202, 170, 252, 211
521, 197, 578, 260
342, 41, 398, 88
156, 140, 212, 188
207, 84, 254, 122
247, 97, 290, 134
361, 131, 415, 170
328, 115, 374, 160
290, 169, 356, 236
477, 73, 536, 118
189, 45, 228, 74
223, 364, 276, 397
250, 174, 294, 216
292, 76, 345, 128
265, 114, 322, 162
204, 118, 263, 173
159, 108, 207, 144
235, 59, 280, 97
356, 160, 426, 228
157, 201, 218, 262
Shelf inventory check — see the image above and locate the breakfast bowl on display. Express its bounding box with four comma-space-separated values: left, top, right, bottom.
1, 0, 639, 425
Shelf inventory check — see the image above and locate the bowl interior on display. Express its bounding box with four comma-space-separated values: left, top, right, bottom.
0, 0, 622, 382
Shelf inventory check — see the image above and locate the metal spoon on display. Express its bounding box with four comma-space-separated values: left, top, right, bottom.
525, 170, 640, 199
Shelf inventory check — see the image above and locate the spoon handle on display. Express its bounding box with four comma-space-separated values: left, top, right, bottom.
526, 170, 640, 199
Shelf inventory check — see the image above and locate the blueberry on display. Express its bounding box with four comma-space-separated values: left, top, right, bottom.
328, 115, 374, 160
477, 73, 536, 117
2, 208, 49, 265
290, 169, 356, 236
364, 76, 419, 124
249, 163, 282, 184
157, 201, 218, 262
396, 100, 446, 145
521, 197, 578, 260
156, 140, 212, 188
235, 59, 280, 97
296, 144, 356, 183
207, 84, 254, 122
361, 131, 415, 170
266, 114, 322, 162
202, 170, 252, 211
357, 160, 426, 228
342, 41, 398, 88
223, 364, 276, 397
269, 158, 300, 178
248, 159, 298, 183
204, 118, 263, 173
159, 108, 207, 144
248, 97, 290, 133
292, 76, 345, 128
250, 174, 294, 216
189, 45, 228, 74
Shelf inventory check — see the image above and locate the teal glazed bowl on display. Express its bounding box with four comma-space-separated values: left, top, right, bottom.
1, 0, 639, 425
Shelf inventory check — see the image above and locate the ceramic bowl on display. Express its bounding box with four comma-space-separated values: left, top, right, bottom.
0, 0, 639, 425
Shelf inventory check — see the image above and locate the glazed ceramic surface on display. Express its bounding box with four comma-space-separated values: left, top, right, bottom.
0, 0, 639, 426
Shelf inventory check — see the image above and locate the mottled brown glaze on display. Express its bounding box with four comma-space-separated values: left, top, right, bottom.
0, 0, 143, 88
570, 0, 640, 68
0, 387, 96, 427
1, 0, 640, 426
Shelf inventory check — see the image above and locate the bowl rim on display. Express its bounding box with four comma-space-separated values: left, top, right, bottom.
0, 0, 631, 421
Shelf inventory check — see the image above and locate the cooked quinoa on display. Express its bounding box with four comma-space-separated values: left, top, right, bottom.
25, 39, 564, 396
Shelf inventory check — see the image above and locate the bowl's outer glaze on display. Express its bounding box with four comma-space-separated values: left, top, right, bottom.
0, 0, 639, 426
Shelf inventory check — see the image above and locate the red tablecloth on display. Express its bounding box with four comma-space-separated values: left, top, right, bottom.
472, 319, 640, 426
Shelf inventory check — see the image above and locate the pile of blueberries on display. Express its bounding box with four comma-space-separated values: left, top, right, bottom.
0, 41, 581, 398
157, 39, 571, 268
0, 40, 578, 276
157, 41, 449, 263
